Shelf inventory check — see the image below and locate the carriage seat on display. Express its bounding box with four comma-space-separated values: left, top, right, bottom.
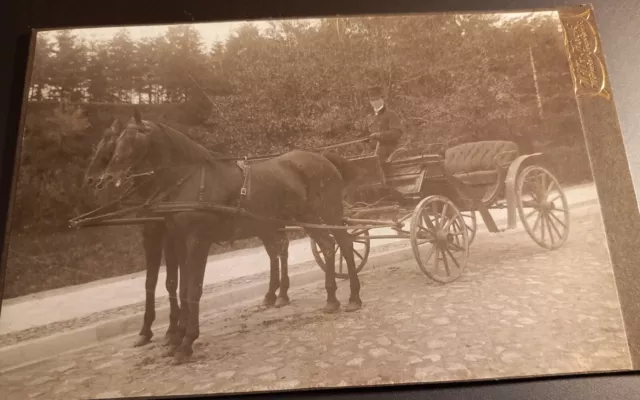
443, 140, 519, 185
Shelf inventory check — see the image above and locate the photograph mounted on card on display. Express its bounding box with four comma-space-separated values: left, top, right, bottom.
0, 4, 636, 399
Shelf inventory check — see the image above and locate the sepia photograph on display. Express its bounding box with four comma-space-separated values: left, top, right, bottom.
0, 7, 632, 399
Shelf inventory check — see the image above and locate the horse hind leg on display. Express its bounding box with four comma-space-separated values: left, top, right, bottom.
304, 225, 340, 313
261, 232, 282, 307
275, 231, 290, 308
332, 229, 362, 312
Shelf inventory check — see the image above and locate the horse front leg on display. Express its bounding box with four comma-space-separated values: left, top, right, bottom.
162, 234, 182, 346
134, 224, 164, 347
174, 233, 212, 364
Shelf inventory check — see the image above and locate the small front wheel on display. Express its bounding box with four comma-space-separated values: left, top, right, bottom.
310, 229, 370, 279
410, 195, 470, 283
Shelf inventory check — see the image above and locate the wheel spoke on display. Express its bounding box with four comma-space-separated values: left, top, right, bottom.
451, 220, 462, 247
433, 247, 440, 274
441, 248, 451, 277
524, 208, 538, 220
540, 211, 546, 242
445, 246, 462, 269
546, 213, 563, 239
442, 214, 456, 231
531, 211, 542, 234
545, 214, 556, 246
439, 203, 449, 229
421, 214, 437, 233
422, 244, 437, 264
449, 242, 466, 252
354, 249, 364, 261
418, 225, 435, 240
431, 202, 440, 228
548, 193, 563, 203
548, 210, 567, 229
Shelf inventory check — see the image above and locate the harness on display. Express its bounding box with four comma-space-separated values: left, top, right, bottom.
236, 158, 252, 203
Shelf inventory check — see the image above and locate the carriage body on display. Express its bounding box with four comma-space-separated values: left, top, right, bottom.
312, 139, 570, 283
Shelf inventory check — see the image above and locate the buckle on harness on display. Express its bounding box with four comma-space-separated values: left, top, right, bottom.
241, 187, 247, 196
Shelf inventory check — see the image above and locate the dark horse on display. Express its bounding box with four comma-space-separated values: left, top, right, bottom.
84, 120, 184, 348
99, 108, 363, 363
83, 119, 292, 349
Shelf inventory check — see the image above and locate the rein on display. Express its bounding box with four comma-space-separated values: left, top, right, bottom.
204, 137, 370, 162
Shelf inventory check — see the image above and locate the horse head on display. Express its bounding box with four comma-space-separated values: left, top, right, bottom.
85, 119, 122, 190
100, 108, 152, 188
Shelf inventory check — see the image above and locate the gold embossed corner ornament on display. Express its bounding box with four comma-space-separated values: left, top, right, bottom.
559, 7, 611, 100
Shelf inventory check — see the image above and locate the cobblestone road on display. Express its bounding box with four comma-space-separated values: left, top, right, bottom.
0, 204, 631, 399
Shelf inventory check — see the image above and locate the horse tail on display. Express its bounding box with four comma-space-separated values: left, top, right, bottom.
322, 151, 358, 183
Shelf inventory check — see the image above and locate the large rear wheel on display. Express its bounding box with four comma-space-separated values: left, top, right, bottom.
516, 165, 570, 249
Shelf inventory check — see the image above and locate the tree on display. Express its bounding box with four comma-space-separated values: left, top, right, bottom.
48, 30, 88, 101
29, 36, 53, 101
106, 29, 138, 102
85, 41, 111, 102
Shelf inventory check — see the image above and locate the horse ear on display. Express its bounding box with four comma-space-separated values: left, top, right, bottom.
110, 119, 121, 132
133, 108, 142, 125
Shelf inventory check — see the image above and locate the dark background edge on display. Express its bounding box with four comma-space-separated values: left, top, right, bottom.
1, 0, 640, 399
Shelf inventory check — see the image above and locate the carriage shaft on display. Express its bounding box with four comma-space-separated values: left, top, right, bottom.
365, 234, 410, 240
73, 217, 166, 227
348, 205, 401, 217
345, 218, 401, 227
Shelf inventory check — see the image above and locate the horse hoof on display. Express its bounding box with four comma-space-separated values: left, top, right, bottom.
173, 350, 192, 365
133, 335, 151, 347
323, 302, 341, 314
162, 346, 177, 358
263, 296, 277, 307
345, 301, 362, 312
163, 335, 175, 347
275, 297, 290, 308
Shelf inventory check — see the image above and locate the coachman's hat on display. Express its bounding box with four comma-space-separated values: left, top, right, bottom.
366, 86, 384, 100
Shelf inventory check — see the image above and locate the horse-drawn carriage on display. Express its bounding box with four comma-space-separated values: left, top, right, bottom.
308, 139, 570, 283
69, 112, 570, 363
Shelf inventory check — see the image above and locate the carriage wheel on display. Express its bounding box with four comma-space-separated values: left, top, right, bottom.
410, 195, 470, 283
516, 165, 570, 250
310, 229, 370, 279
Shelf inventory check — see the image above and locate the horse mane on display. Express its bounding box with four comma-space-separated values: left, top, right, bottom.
151, 121, 220, 165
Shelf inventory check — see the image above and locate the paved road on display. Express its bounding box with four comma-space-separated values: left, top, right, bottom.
0, 203, 630, 399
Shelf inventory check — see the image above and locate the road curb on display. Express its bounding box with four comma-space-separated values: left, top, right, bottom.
0, 245, 416, 373
0, 196, 600, 373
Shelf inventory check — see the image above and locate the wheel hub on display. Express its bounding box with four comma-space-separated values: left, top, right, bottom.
539, 200, 555, 211
436, 230, 451, 244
